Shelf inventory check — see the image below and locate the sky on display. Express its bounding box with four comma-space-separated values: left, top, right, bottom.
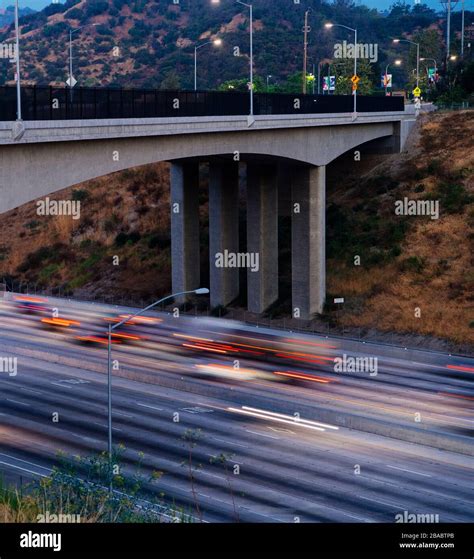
0, 0, 466, 14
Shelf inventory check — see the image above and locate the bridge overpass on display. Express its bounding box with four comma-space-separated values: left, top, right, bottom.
0, 87, 415, 318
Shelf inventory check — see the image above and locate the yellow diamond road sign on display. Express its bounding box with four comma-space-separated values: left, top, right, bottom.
413, 86, 421, 97
351, 75, 360, 84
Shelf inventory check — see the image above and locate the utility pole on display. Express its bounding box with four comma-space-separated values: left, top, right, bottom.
14, 0, 21, 121
302, 10, 311, 94
447, 0, 451, 61
461, 0, 465, 56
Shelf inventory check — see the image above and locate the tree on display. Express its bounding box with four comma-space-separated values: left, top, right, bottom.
160, 70, 181, 90
333, 59, 374, 95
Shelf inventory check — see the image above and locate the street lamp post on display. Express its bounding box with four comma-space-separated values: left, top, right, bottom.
212, 0, 253, 117
194, 38, 222, 91
14, 0, 21, 121
325, 22, 358, 115
266, 74, 272, 91
302, 9, 311, 94
420, 57, 438, 85
69, 23, 99, 88
393, 38, 420, 89
384, 59, 401, 96
106, 287, 210, 493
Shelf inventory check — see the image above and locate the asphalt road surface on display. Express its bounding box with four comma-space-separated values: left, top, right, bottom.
0, 294, 472, 523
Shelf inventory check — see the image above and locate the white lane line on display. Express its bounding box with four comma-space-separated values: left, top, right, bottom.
200, 471, 226, 481
357, 495, 406, 509
137, 402, 163, 411
75, 435, 101, 444
115, 411, 134, 418
245, 430, 280, 440
335, 510, 373, 523
0, 453, 52, 472
0, 461, 48, 478
20, 387, 43, 395
6, 398, 30, 407
212, 437, 249, 449
50, 382, 72, 389
268, 427, 295, 434
93, 422, 123, 433
387, 465, 432, 478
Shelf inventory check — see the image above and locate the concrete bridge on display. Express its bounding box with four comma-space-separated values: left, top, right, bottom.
0, 110, 415, 318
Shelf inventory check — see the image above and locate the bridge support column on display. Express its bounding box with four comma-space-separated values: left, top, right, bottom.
247, 163, 279, 314
291, 165, 326, 319
209, 162, 240, 309
170, 162, 200, 301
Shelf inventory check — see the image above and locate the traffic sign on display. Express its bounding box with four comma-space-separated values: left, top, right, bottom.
412, 86, 421, 97
351, 75, 360, 84
66, 76, 77, 88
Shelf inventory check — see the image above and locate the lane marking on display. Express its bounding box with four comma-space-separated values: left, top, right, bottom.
50, 382, 72, 389
245, 430, 280, 440
6, 398, 30, 407
357, 495, 406, 509
387, 465, 432, 477
20, 387, 43, 395
212, 437, 249, 449
137, 402, 164, 412
0, 461, 48, 478
115, 411, 134, 418
0, 453, 52, 472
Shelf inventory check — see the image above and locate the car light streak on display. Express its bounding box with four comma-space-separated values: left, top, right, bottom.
273, 371, 332, 383
227, 406, 339, 432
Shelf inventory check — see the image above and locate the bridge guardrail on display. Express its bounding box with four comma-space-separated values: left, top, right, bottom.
0, 85, 404, 121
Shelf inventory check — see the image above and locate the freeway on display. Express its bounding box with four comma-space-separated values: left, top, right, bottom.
0, 293, 472, 523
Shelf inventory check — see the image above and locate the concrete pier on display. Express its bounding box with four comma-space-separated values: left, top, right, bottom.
170, 162, 201, 301
291, 165, 326, 319
209, 162, 240, 308
247, 163, 279, 313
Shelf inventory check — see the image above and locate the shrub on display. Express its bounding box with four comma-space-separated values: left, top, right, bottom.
400, 256, 425, 274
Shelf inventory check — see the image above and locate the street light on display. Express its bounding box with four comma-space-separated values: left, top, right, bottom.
69, 23, 99, 88
393, 38, 420, 89
194, 38, 222, 91
325, 22, 358, 115
14, 0, 21, 122
212, 0, 254, 118
384, 59, 402, 96
266, 74, 272, 91
420, 57, 438, 85
106, 287, 210, 493
420, 57, 438, 71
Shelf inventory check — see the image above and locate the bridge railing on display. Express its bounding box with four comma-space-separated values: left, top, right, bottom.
0, 85, 404, 121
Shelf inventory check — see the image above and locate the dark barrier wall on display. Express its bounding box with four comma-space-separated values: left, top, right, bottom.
0, 86, 405, 121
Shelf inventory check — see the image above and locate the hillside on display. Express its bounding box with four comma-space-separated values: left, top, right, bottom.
0, 110, 472, 350
0, 0, 449, 90
0, 6, 35, 27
